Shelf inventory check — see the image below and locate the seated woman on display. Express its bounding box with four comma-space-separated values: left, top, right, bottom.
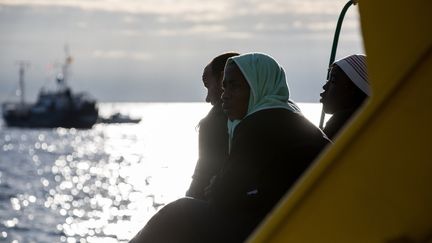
130, 53, 330, 243
320, 54, 370, 140
186, 52, 239, 200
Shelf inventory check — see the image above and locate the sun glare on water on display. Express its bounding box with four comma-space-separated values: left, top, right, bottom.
0, 102, 322, 242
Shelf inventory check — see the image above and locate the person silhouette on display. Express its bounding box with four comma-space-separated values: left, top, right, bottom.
320, 54, 370, 140
186, 52, 239, 200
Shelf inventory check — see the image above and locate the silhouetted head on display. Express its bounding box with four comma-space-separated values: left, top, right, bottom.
221, 61, 250, 120
320, 54, 369, 114
222, 53, 299, 121
203, 52, 239, 105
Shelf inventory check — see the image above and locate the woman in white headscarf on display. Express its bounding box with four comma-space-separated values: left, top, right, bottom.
130, 53, 330, 243
222, 52, 301, 146
207, 52, 330, 235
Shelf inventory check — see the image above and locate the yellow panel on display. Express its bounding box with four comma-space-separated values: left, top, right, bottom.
359, 0, 432, 96
247, 0, 432, 242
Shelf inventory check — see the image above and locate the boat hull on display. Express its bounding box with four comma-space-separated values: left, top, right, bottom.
2, 102, 98, 129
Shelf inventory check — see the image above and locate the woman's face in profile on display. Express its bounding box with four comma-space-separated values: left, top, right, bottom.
221, 62, 250, 120
320, 65, 353, 114
202, 64, 222, 105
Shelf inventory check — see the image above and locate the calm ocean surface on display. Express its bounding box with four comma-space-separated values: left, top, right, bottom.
0, 102, 323, 243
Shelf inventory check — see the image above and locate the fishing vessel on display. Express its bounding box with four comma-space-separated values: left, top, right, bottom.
97, 112, 141, 124
1, 49, 98, 129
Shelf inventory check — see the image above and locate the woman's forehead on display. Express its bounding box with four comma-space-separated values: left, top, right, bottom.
224, 62, 242, 79
329, 64, 342, 74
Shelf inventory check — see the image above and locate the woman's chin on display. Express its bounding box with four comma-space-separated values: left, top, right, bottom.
225, 111, 236, 121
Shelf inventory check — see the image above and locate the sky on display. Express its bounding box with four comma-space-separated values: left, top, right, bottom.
0, 0, 364, 102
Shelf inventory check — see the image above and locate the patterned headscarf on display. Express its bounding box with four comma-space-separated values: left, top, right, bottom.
333, 54, 370, 96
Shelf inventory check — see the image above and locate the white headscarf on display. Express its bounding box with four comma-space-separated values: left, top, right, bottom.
226, 53, 301, 149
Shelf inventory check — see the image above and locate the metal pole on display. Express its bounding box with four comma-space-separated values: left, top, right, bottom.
319, 0, 357, 129
17, 61, 30, 105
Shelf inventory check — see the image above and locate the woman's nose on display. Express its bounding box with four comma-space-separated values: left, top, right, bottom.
323, 82, 329, 90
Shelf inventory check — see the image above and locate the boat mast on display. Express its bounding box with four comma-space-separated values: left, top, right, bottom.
16, 61, 30, 105
62, 45, 72, 84
57, 45, 73, 91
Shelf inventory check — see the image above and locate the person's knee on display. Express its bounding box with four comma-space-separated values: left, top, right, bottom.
130, 197, 210, 243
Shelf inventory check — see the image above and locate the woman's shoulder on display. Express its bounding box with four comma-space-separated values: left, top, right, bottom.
199, 105, 227, 127
242, 108, 307, 126
238, 108, 327, 140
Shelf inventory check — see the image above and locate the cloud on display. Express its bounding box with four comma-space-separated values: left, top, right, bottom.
92, 50, 152, 61
76, 21, 88, 29
122, 16, 136, 24
292, 20, 335, 31
255, 22, 291, 31
0, 0, 358, 38
222, 31, 253, 39
154, 24, 252, 39
117, 29, 144, 37
253, 0, 340, 15
0, 0, 230, 15
0, 0, 343, 21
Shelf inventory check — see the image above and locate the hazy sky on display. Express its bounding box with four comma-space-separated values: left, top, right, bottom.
0, 0, 364, 102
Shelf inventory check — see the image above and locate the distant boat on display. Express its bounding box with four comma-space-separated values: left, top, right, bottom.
97, 112, 141, 124
1, 48, 98, 129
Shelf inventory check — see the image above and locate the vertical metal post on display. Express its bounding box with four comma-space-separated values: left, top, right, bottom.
319, 0, 357, 129
17, 61, 30, 105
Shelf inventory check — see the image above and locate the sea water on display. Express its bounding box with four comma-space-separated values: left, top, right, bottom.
0, 102, 323, 243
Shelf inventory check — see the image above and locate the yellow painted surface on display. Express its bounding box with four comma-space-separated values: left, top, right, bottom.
247, 0, 432, 242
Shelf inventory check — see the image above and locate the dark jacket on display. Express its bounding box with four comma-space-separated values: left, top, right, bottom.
208, 108, 330, 237
324, 108, 357, 140
186, 104, 229, 200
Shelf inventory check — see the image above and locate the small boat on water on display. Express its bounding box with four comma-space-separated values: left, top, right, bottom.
97, 112, 141, 124
1, 49, 98, 129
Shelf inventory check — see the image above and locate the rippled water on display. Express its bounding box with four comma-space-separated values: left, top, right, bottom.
0, 102, 322, 243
